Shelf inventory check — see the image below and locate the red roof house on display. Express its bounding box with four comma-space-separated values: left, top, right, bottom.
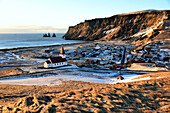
44, 46, 67, 68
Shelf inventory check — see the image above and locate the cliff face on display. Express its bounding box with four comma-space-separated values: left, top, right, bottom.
63, 10, 170, 42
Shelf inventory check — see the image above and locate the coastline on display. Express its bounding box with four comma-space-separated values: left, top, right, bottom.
0, 41, 90, 51
0, 7, 169, 112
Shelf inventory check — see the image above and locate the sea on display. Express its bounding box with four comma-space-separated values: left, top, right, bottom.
0, 33, 83, 49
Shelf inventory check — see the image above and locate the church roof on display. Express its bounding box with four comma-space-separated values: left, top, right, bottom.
45, 60, 51, 64
46, 57, 67, 64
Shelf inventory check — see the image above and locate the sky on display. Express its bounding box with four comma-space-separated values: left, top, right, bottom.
0, 0, 169, 33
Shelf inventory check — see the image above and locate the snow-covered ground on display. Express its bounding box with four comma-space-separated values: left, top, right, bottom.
0, 65, 147, 86
0, 72, 149, 86
0, 52, 15, 64
0, 51, 45, 70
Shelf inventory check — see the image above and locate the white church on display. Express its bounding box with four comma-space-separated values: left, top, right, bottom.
44, 45, 68, 68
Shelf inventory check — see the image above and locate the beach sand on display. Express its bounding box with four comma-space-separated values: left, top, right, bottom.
0, 72, 169, 112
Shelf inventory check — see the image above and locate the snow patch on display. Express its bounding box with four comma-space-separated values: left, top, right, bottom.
110, 76, 151, 84
104, 26, 121, 34
133, 27, 153, 37
132, 13, 168, 38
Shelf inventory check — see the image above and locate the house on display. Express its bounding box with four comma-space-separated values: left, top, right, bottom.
44, 45, 67, 68
44, 57, 67, 68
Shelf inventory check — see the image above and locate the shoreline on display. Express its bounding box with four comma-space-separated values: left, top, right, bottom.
0, 41, 91, 51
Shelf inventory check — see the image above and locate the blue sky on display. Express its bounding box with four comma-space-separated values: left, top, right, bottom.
0, 0, 169, 33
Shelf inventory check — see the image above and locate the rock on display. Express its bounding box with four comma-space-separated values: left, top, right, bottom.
52, 33, 56, 37
43, 33, 48, 37
47, 33, 51, 37
43, 33, 51, 37
63, 10, 169, 42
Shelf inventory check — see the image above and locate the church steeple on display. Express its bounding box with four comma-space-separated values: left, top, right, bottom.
59, 45, 66, 58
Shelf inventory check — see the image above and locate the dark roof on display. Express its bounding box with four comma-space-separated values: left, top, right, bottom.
46, 57, 67, 64
45, 61, 51, 64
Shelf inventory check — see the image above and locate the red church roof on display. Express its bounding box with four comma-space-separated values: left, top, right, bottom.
46, 57, 67, 64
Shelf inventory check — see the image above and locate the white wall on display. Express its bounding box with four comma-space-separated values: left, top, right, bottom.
46, 62, 67, 68
44, 62, 48, 68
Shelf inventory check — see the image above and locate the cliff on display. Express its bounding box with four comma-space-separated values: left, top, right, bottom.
63, 10, 170, 42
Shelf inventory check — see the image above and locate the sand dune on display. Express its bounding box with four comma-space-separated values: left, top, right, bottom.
0, 72, 169, 112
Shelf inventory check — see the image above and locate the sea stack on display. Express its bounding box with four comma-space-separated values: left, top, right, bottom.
47, 33, 51, 37
43, 33, 48, 37
52, 33, 56, 37
43, 33, 51, 37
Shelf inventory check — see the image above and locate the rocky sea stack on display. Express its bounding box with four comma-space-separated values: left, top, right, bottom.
63, 10, 170, 43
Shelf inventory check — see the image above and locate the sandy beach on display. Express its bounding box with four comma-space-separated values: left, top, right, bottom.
0, 72, 169, 112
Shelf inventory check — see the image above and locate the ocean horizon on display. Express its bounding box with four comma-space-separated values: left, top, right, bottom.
0, 33, 83, 49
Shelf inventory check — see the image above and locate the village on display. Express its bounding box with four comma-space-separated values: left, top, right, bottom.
41, 41, 170, 72
0, 40, 169, 81
4, 41, 169, 70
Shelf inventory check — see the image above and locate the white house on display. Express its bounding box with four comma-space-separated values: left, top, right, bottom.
44, 45, 67, 68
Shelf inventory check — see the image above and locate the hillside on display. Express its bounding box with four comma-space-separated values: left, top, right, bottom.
63, 10, 170, 44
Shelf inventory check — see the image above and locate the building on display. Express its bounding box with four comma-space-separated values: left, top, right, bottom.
44, 45, 67, 68
59, 45, 66, 58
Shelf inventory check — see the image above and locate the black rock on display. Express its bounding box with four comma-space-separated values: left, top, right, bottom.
47, 33, 51, 37
43, 33, 48, 37
52, 33, 56, 37
43, 33, 51, 37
